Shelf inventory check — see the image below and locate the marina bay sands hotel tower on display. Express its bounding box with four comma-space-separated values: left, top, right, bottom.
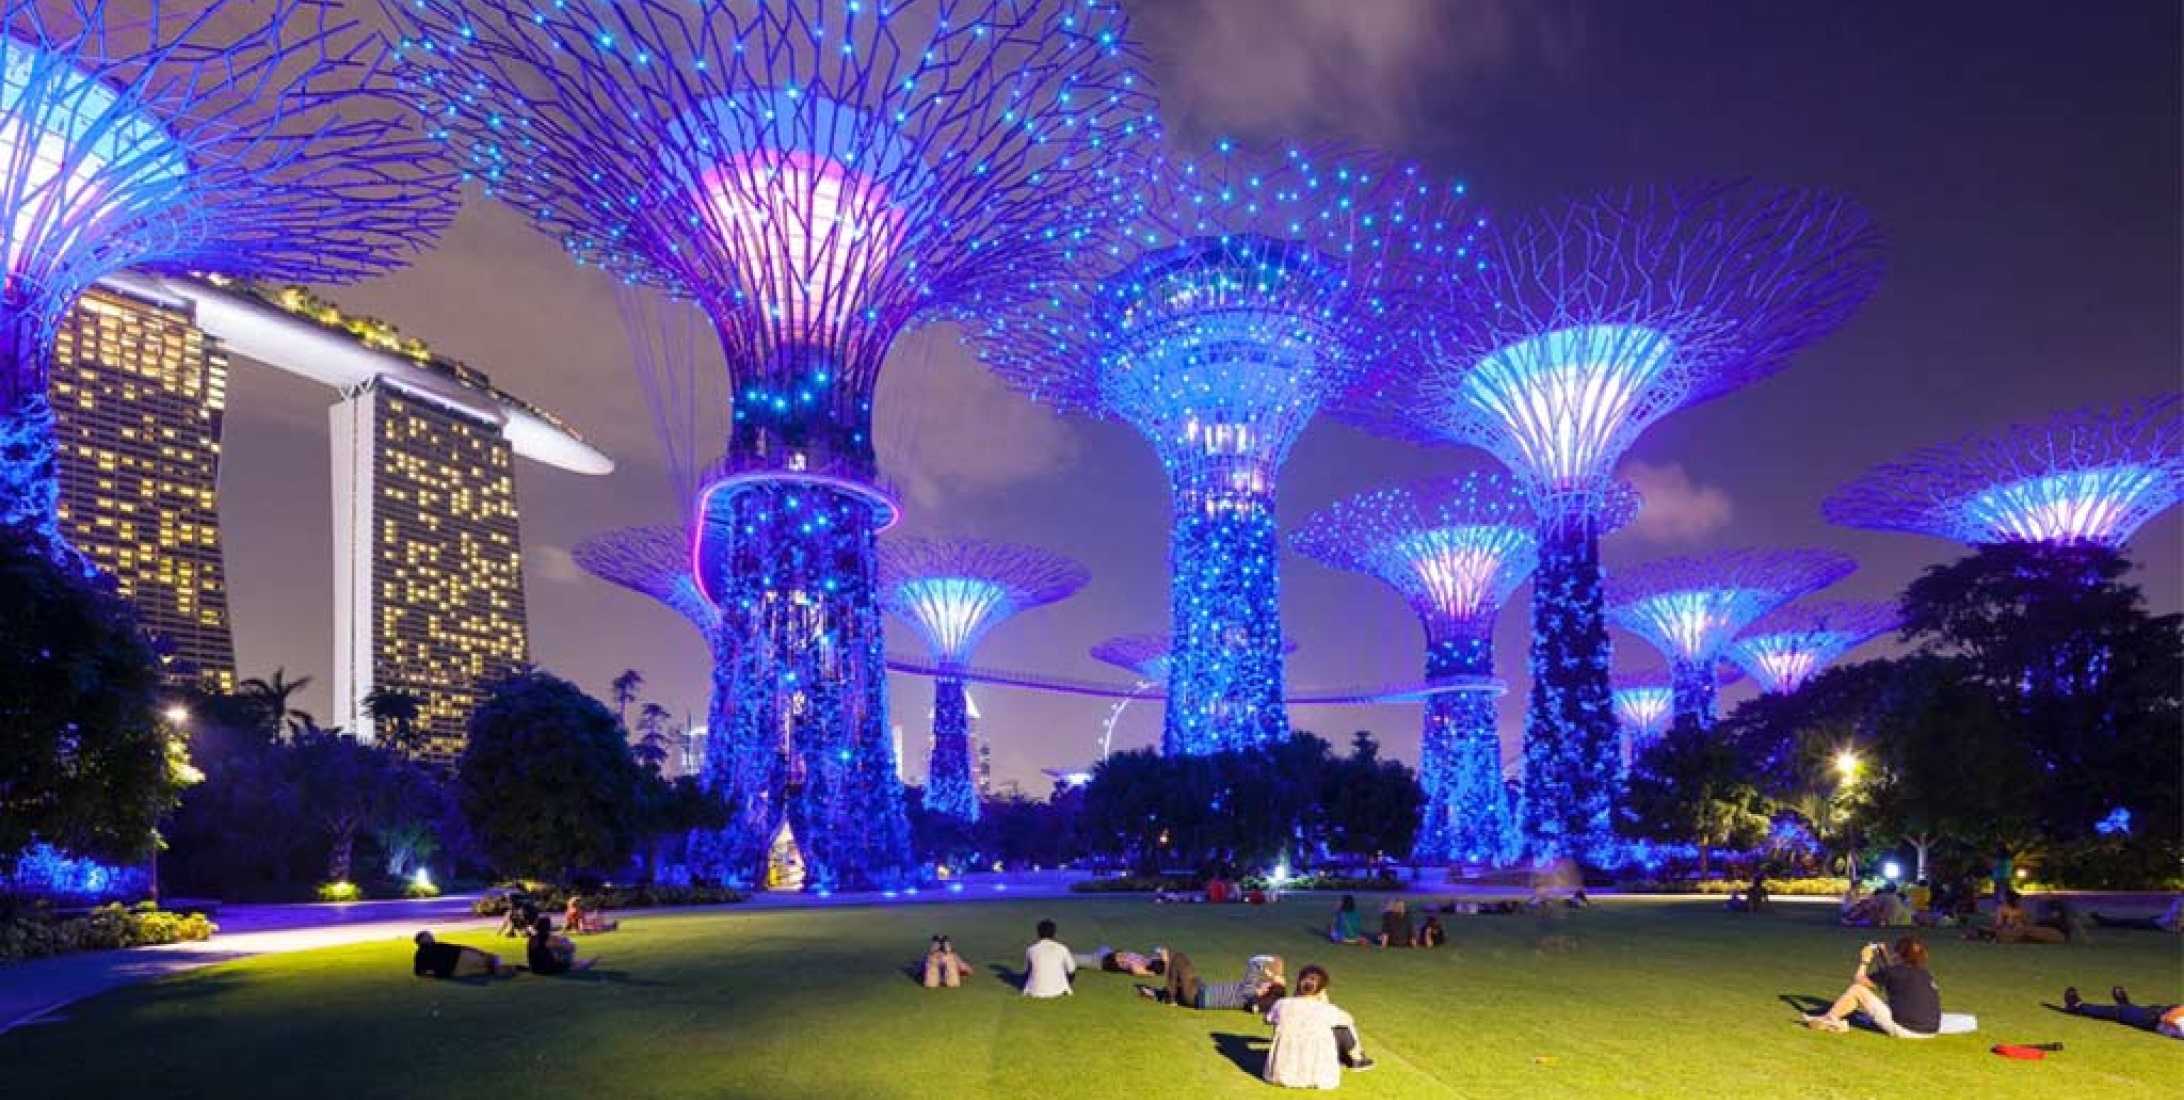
53, 276, 609, 765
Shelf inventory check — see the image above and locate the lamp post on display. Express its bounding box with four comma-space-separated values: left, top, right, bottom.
1832, 748, 1861, 883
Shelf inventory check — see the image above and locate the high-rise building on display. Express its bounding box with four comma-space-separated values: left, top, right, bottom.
50, 285, 236, 692
332, 378, 528, 766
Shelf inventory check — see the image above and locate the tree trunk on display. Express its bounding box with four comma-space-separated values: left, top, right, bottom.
327, 822, 356, 883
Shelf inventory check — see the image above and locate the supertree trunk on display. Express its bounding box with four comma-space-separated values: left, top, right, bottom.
1521, 510, 1620, 860
1416, 632, 1518, 865
695, 480, 912, 891
0, 300, 78, 570
1162, 498, 1289, 756
924, 675, 979, 825
1669, 657, 1719, 732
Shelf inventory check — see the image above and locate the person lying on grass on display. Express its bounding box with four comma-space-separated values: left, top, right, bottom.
1263, 964, 1375, 1088
1805, 938, 1941, 1038
1074, 946, 1166, 977
412, 930, 505, 979
2060, 985, 2184, 1039
923, 935, 971, 988
526, 915, 599, 975
1139, 950, 1284, 1012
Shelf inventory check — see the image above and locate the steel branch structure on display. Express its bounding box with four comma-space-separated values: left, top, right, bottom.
572, 525, 718, 641
877, 536, 1087, 824
1607, 548, 1856, 731
1610, 663, 1743, 762
389, 0, 1156, 890
1341, 181, 1883, 860
1823, 394, 2184, 549
1294, 472, 1635, 864
1723, 599, 1901, 695
976, 142, 1477, 757
0, 0, 454, 565
1091, 632, 1174, 684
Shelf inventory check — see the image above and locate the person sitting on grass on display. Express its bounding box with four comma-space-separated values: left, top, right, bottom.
1727, 870, 1771, 913
923, 935, 971, 988
564, 894, 619, 934
1329, 895, 1365, 944
1804, 938, 1941, 1038
2060, 985, 2184, 1039
412, 930, 504, 979
1374, 899, 1414, 947
2089, 897, 2181, 933
525, 915, 598, 975
1416, 914, 1447, 949
1263, 964, 1375, 1088
1974, 890, 2066, 944
1022, 919, 1076, 998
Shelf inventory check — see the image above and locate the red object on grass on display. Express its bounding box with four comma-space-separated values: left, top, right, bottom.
1990, 1045, 2048, 1060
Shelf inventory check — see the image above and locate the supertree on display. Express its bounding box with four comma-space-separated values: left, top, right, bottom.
1724, 599, 1901, 695
878, 537, 1087, 824
1607, 548, 1856, 732
572, 526, 718, 642
1091, 633, 1175, 685
975, 143, 1476, 756
0, 0, 453, 564
1293, 472, 1637, 865
1340, 181, 1884, 858
386, 0, 1156, 890
1611, 663, 1743, 763
1823, 394, 2184, 549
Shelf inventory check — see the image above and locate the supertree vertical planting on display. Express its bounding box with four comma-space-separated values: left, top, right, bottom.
1293, 473, 1636, 864
877, 537, 1087, 824
1342, 182, 1884, 859
1823, 395, 2184, 549
976, 144, 1476, 756
0, 0, 453, 564
1723, 599, 1901, 695
1607, 548, 1856, 732
387, 0, 1155, 889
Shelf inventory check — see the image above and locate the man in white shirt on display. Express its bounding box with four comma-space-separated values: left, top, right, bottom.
1022, 919, 1076, 998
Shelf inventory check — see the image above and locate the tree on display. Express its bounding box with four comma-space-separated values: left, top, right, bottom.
1857, 657, 2039, 880
1319, 732, 1424, 862
609, 668, 645, 730
456, 670, 651, 881
633, 702, 674, 772
362, 687, 427, 754
0, 527, 191, 870
236, 668, 314, 740
1622, 724, 1772, 878
287, 729, 434, 883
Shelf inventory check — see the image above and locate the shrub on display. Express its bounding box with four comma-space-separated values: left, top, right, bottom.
402, 879, 442, 900
469, 881, 744, 916
1616, 876, 1848, 896
315, 881, 363, 902
0, 903, 217, 962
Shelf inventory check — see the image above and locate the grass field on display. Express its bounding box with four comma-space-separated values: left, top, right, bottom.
7, 896, 2179, 1100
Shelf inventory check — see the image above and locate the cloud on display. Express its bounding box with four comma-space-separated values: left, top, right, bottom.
530, 543, 584, 585
1135, 0, 1585, 144
873, 326, 1082, 515
1621, 461, 1734, 544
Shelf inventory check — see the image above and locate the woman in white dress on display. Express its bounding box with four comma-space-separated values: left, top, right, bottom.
1263, 965, 1373, 1088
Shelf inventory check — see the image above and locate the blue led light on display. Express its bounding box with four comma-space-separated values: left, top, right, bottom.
1723, 600, 1901, 694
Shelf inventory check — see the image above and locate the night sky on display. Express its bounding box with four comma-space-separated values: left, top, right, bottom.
214, 1, 2181, 791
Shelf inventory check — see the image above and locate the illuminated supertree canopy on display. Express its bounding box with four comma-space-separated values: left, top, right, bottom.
976, 142, 1479, 757
388, 0, 1156, 891
1724, 599, 1902, 695
878, 537, 1087, 824
1608, 548, 1856, 731
571, 526, 718, 641
0, 0, 454, 564
1823, 394, 2184, 549
1610, 662, 1744, 765
1295, 472, 1635, 864
1339, 181, 1884, 860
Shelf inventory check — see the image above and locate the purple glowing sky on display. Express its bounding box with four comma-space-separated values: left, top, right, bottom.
210, 1, 2180, 793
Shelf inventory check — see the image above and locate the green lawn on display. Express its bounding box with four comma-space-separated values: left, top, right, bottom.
8, 897, 2179, 1099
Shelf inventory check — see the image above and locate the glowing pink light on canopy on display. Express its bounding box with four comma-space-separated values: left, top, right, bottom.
1608, 548, 1858, 665
1963, 467, 2166, 545
1391, 527, 1533, 623
891, 577, 1011, 666
1724, 599, 1902, 694
696, 149, 908, 345
1611, 685, 1673, 738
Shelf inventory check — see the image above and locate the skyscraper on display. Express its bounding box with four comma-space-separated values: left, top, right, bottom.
50, 284, 236, 692
332, 378, 527, 766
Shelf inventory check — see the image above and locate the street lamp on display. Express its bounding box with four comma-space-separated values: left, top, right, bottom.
1834, 748, 1860, 782
164, 704, 191, 727
1832, 747, 1862, 883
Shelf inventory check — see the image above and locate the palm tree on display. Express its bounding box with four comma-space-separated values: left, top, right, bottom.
238, 667, 313, 740
363, 687, 427, 753
610, 669, 645, 730
634, 702, 673, 772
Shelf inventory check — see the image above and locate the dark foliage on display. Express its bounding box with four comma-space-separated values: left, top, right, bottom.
456, 670, 652, 881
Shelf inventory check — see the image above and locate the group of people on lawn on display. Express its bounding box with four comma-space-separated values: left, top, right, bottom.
409, 891, 611, 980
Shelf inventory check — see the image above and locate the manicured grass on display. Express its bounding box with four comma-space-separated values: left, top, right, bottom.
8, 896, 2179, 1099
